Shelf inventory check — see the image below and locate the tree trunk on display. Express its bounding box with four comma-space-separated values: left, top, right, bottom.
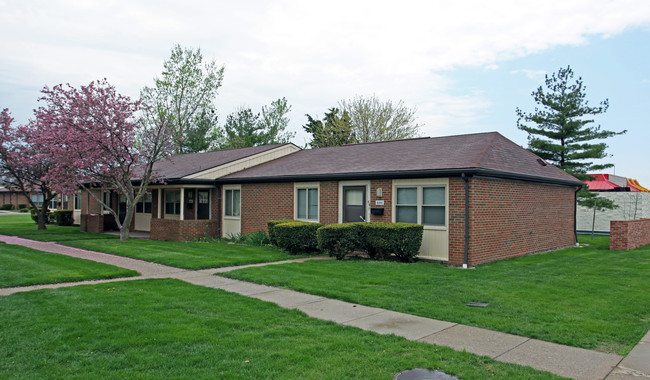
118, 204, 136, 241
36, 208, 47, 230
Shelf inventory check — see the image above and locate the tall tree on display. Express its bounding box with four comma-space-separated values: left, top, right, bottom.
339, 95, 421, 143
0, 109, 63, 230
34, 80, 176, 241
221, 98, 295, 148
222, 107, 263, 149
141, 44, 224, 154
516, 66, 625, 179
303, 108, 354, 148
258, 97, 295, 145
516, 65, 626, 208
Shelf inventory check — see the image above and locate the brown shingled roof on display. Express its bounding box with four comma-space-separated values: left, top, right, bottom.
146, 144, 288, 180
220, 132, 582, 185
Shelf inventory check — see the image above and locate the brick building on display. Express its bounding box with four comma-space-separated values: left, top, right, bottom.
79, 132, 583, 266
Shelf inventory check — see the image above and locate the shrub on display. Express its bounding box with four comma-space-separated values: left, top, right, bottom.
18, 203, 27, 209
363, 222, 424, 262
0, 204, 13, 210
30, 207, 51, 224
317, 223, 362, 260
274, 221, 323, 254
267, 219, 295, 245
245, 229, 270, 246
52, 210, 74, 226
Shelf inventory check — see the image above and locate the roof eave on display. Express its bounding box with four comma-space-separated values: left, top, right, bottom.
217, 168, 584, 187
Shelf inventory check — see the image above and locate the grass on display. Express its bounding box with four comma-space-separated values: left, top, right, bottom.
62, 239, 300, 270
0, 215, 298, 269
0, 242, 138, 288
0, 279, 560, 379
0, 215, 116, 241
223, 235, 650, 355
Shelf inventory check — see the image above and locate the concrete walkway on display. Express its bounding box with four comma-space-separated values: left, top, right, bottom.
1, 234, 647, 380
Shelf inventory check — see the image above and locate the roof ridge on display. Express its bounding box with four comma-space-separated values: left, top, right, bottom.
474, 131, 501, 168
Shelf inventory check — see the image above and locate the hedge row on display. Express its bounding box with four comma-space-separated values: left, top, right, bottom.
267, 220, 424, 262
30, 208, 74, 226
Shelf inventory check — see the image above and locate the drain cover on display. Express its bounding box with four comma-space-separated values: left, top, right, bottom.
466, 302, 489, 307
394, 369, 460, 380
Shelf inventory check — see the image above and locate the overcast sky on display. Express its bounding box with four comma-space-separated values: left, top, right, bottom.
1, 1, 649, 185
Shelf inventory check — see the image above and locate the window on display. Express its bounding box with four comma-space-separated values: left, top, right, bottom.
61, 195, 69, 210
49, 197, 58, 210
136, 192, 152, 213
296, 187, 318, 221
31, 194, 44, 206
165, 190, 181, 215
224, 189, 240, 217
396, 186, 446, 227
74, 193, 81, 210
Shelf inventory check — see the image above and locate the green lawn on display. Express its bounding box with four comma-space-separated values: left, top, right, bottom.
0, 215, 116, 241
62, 239, 300, 270
0, 242, 138, 288
223, 235, 650, 355
0, 215, 298, 269
0, 279, 559, 379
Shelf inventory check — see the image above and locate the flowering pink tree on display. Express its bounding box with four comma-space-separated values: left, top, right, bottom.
0, 109, 74, 229
34, 79, 176, 240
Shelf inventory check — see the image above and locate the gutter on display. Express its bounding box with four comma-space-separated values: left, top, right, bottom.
462, 173, 470, 268
217, 167, 584, 187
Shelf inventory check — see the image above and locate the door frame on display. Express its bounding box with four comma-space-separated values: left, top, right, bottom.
338, 180, 370, 224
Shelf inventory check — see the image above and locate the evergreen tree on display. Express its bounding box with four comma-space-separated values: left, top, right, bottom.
516, 66, 625, 180
516, 66, 626, 210
303, 108, 354, 148
221, 98, 295, 149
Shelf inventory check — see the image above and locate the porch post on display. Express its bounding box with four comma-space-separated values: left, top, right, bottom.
180, 188, 185, 221
157, 189, 162, 219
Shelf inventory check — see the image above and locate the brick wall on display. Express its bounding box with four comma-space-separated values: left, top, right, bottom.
369, 179, 392, 222
80, 214, 104, 233
448, 177, 577, 266
319, 181, 338, 224
610, 218, 650, 250
150, 218, 219, 241
0, 191, 29, 209
241, 183, 293, 234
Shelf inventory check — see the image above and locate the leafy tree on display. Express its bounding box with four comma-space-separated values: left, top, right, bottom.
222, 107, 263, 149
222, 98, 295, 149
258, 97, 295, 145
516, 66, 625, 179
516, 66, 626, 209
34, 80, 176, 241
339, 95, 421, 143
141, 44, 224, 154
303, 108, 354, 148
0, 109, 62, 230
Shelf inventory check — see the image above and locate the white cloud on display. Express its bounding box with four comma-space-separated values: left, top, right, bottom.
1, 0, 649, 134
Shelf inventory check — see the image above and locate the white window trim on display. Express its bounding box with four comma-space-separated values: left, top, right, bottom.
164, 189, 182, 218
223, 185, 242, 220
392, 178, 449, 231
294, 182, 320, 222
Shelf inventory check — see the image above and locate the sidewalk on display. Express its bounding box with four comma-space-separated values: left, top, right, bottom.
1, 234, 647, 380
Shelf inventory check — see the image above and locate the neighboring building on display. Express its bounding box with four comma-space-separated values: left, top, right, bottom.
79, 132, 583, 266
79, 143, 301, 238
0, 187, 30, 209
577, 174, 650, 232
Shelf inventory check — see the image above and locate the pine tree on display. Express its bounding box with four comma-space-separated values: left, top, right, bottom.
516, 65, 626, 180
517, 66, 627, 212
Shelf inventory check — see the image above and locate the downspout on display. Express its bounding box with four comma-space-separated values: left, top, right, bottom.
574, 186, 581, 246
462, 173, 470, 268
